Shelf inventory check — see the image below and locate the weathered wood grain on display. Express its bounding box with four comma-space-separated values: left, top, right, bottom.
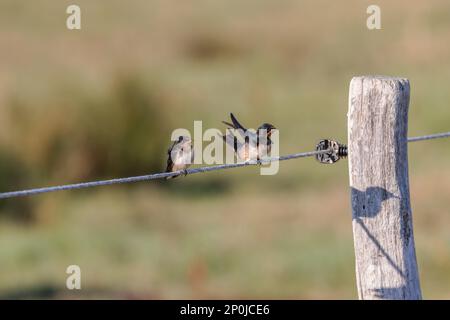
348, 76, 422, 300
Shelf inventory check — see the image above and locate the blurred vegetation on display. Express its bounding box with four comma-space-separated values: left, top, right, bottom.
0, 0, 450, 298
5, 73, 170, 182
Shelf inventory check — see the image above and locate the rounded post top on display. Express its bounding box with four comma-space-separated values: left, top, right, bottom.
349, 76, 410, 96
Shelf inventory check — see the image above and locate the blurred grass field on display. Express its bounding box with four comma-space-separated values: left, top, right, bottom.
0, 0, 450, 299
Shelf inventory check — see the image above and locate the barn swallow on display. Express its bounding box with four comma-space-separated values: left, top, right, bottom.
165, 135, 194, 179
221, 113, 276, 163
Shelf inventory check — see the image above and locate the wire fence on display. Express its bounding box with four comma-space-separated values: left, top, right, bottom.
0, 131, 449, 200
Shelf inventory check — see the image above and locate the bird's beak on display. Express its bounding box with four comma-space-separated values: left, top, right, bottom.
267, 126, 276, 136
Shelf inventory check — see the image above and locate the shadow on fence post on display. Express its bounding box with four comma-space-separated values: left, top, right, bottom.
347, 76, 422, 300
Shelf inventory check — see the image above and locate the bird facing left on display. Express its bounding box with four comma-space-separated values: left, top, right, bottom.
165, 136, 194, 179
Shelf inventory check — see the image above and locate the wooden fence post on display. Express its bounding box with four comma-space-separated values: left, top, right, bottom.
347, 76, 422, 300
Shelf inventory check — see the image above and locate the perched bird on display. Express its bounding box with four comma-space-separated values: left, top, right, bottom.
165, 136, 194, 179
221, 113, 276, 162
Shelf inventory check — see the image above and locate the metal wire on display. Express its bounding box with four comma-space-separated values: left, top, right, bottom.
0, 149, 330, 200
407, 131, 450, 142
0, 131, 449, 200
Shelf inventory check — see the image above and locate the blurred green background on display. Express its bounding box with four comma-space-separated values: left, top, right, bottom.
0, 0, 450, 299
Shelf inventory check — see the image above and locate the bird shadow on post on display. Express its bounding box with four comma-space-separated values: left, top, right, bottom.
351, 187, 405, 280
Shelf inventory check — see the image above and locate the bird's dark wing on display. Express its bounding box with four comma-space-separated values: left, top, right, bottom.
166, 140, 179, 172
230, 113, 247, 131
165, 159, 173, 173
167, 140, 178, 156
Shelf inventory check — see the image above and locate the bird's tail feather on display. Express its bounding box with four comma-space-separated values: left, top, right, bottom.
230, 113, 246, 131
222, 120, 235, 128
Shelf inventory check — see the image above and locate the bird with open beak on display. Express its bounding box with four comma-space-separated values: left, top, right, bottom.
221, 113, 276, 163
165, 135, 194, 179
